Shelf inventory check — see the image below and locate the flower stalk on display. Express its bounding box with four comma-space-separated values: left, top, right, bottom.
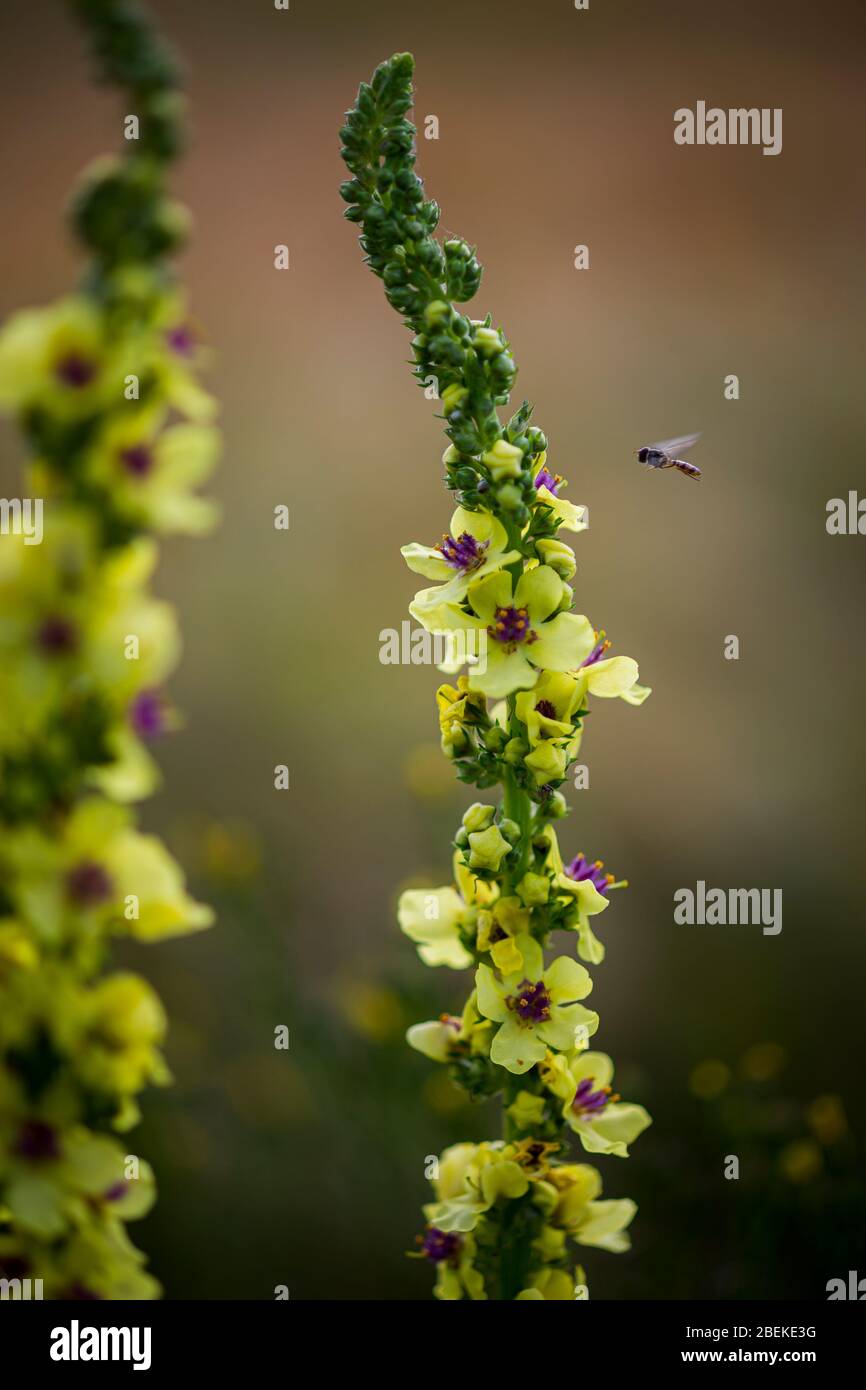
0, 0, 217, 1298
342, 53, 653, 1299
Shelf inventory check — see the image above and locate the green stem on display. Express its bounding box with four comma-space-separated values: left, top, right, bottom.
503, 766, 531, 888
499, 1194, 534, 1301
499, 755, 534, 1298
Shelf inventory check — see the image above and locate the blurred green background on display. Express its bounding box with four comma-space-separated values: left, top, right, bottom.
1, 0, 866, 1298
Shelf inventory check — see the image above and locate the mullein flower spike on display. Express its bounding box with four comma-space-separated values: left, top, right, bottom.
342, 53, 652, 1299
0, 0, 217, 1298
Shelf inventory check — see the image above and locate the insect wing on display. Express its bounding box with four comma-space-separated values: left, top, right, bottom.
649, 432, 701, 458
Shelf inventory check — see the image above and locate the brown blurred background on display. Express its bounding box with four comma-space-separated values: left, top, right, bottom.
2, 0, 866, 1298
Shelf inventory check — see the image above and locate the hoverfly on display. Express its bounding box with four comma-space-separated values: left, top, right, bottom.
635, 432, 702, 480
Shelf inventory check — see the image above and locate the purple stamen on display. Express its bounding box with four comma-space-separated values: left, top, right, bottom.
573, 1076, 614, 1117
66, 860, 113, 907
166, 323, 195, 356
581, 632, 611, 668
507, 978, 552, 1026
421, 1227, 461, 1264
119, 444, 154, 477
104, 1181, 128, 1203
565, 853, 613, 896
535, 699, 557, 719
488, 605, 536, 650
130, 689, 166, 739
438, 531, 488, 574
36, 615, 78, 655
14, 1120, 60, 1162
535, 467, 559, 495
54, 352, 97, 388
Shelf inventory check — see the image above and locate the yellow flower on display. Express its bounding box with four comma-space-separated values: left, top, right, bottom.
542, 1049, 652, 1157
83, 406, 220, 535
516, 1267, 580, 1300
413, 566, 596, 700
403, 506, 519, 617
3, 796, 213, 949
397, 851, 495, 969
531, 452, 587, 533
73, 973, 169, 1098
0, 297, 122, 421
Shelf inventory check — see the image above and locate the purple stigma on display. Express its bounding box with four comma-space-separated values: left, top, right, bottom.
14, 1120, 60, 1162
119, 444, 154, 477
421, 1228, 461, 1264
507, 978, 552, 1026
534, 467, 559, 495
488, 604, 536, 650
130, 689, 166, 739
573, 1076, 614, 1117
54, 352, 97, 389
565, 853, 613, 896
36, 615, 78, 655
166, 323, 195, 356
438, 531, 488, 574
66, 860, 113, 907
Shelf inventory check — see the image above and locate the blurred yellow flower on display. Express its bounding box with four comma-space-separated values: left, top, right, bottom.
778, 1139, 823, 1184
689, 1059, 731, 1100
739, 1042, 785, 1083
333, 980, 405, 1041
806, 1093, 847, 1146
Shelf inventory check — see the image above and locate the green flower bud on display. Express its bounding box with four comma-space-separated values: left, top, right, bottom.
490, 351, 516, 383
140, 91, 186, 161
153, 198, 192, 250
441, 727, 469, 758
517, 872, 550, 906
535, 538, 577, 580
450, 423, 481, 454
498, 818, 521, 845
442, 383, 469, 414
467, 824, 512, 872
472, 325, 503, 356
424, 299, 450, 327
482, 438, 523, 481
538, 789, 568, 819
531, 1180, 559, 1217
525, 741, 567, 786
483, 726, 508, 754
462, 802, 495, 833
428, 335, 464, 367
504, 737, 528, 765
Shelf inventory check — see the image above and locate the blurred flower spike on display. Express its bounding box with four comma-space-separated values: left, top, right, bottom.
0, 0, 218, 1299
341, 53, 651, 1299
